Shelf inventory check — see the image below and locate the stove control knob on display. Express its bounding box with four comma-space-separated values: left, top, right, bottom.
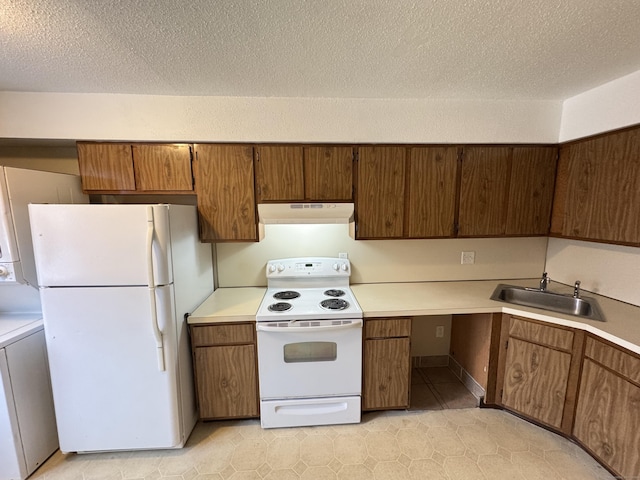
276, 264, 285, 272
0, 266, 9, 277
341, 263, 349, 272
267, 264, 276, 273
332, 263, 339, 271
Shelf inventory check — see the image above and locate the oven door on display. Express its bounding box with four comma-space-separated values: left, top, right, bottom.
256, 318, 362, 400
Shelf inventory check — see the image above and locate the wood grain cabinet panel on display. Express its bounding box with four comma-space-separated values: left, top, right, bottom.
356, 146, 406, 239
303, 146, 353, 201
406, 146, 459, 238
499, 316, 582, 434
77, 142, 135, 191
362, 317, 412, 410
78, 142, 195, 193
363, 337, 411, 410
551, 127, 640, 245
255, 145, 305, 201
459, 146, 556, 237
573, 338, 640, 478
191, 322, 259, 420
505, 146, 557, 235
194, 144, 257, 242
194, 344, 259, 419
132, 144, 193, 192
502, 337, 571, 429
458, 146, 511, 237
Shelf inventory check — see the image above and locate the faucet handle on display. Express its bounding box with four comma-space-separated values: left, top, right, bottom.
573, 280, 581, 298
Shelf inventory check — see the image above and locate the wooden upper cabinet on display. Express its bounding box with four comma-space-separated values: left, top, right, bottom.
255, 145, 304, 202
459, 145, 557, 237
77, 142, 135, 191
505, 146, 557, 235
194, 144, 257, 242
458, 146, 511, 237
406, 146, 459, 238
77, 142, 194, 193
304, 146, 353, 201
131, 144, 193, 192
551, 127, 640, 245
356, 146, 406, 239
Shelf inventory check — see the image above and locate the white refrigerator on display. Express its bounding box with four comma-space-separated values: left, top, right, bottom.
28, 204, 214, 453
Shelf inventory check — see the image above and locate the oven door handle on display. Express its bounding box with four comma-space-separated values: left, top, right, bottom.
256, 319, 363, 332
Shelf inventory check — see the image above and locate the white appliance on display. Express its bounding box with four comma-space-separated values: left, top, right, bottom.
0, 317, 57, 480
256, 257, 362, 429
0, 166, 86, 480
28, 204, 214, 453
0, 166, 86, 288
257, 203, 354, 224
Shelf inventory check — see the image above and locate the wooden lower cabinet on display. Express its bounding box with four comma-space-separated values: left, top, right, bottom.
362, 317, 411, 410
573, 337, 640, 479
190, 323, 259, 420
499, 316, 583, 434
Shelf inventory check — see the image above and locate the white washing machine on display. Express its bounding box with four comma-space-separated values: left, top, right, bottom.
0, 315, 58, 480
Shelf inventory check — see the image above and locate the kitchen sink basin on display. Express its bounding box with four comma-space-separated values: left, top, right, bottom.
490, 284, 605, 322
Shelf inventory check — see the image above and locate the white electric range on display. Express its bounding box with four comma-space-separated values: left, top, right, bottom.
255, 257, 363, 429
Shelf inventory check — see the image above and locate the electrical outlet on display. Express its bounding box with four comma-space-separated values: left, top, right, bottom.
461, 251, 475, 265
436, 326, 444, 338
339, 252, 348, 259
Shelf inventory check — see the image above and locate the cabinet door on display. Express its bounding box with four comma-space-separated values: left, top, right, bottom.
194, 344, 258, 419
406, 146, 459, 238
574, 359, 640, 478
132, 144, 193, 192
356, 146, 406, 239
303, 146, 353, 201
194, 144, 257, 242
551, 128, 640, 245
363, 337, 410, 410
255, 145, 304, 201
505, 147, 557, 235
77, 143, 135, 191
458, 146, 511, 236
501, 337, 571, 429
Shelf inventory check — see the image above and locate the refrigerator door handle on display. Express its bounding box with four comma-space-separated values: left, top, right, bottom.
146, 206, 165, 371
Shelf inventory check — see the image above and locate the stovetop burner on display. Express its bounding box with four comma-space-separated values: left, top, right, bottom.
320, 298, 350, 311
273, 290, 301, 300
324, 289, 345, 297
256, 257, 362, 321
268, 302, 293, 312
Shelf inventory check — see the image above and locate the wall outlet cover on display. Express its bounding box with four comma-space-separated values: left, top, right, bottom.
461, 251, 475, 265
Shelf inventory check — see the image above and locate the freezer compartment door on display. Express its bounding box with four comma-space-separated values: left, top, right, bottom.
41, 286, 184, 452
29, 204, 173, 287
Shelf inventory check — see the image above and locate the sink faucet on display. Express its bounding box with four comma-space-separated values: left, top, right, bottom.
573, 280, 581, 298
540, 272, 550, 292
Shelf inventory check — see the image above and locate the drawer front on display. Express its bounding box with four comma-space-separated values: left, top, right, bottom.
191, 323, 255, 347
364, 318, 412, 339
509, 316, 574, 351
585, 336, 640, 385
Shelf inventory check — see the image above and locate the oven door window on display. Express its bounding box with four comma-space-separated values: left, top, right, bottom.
283, 341, 337, 363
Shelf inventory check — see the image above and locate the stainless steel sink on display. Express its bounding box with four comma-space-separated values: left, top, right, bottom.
490, 284, 605, 321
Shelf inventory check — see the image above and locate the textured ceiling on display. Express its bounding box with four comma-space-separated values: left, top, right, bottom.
1, 0, 640, 101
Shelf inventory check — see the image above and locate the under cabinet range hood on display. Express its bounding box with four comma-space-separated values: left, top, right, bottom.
258, 203, 354, 225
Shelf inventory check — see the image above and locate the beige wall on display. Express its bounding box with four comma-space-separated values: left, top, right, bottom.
0, 146, 79, 174
216, 224, 548, 287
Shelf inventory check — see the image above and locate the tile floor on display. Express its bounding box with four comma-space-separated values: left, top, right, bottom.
410, 366, 479, 410
30, 367, 616, 480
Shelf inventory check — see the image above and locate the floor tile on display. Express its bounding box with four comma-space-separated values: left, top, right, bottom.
30, 408, 616, 480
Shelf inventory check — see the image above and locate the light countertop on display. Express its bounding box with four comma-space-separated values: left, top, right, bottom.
187, 279, 640, 355
0, 314, 43, 349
